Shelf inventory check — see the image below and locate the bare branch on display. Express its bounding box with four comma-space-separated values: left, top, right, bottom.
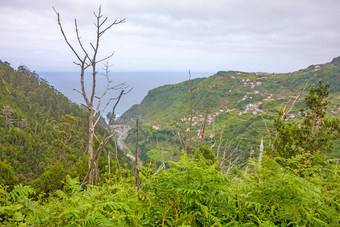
80, 54, 90, 106
99, 17, 108, 27
114, 138, 121, 170
75, 19, 91, 62
258, 136, 264, 167
216, 125, 225, 159
281, 73, 316, 119
95, 52, 115, 64
99, 19, 126, 36
73, 88, 83, 96
109, 82, 129, 90
123, 87, 133, 95
53, 7, 83, 63
90, 42, 96, 51
260, 113, 271, 146
93, 62, 112, 121
135, 119, 140, 190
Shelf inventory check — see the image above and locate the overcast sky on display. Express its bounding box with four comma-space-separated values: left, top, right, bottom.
1, 0, 340, 73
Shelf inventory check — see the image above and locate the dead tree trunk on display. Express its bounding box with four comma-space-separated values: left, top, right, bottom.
135, 119, 140, 190
2, 106, 13, 136
54, 7, 125, 185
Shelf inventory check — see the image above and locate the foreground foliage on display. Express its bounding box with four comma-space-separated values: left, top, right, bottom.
1, 154, 339, 226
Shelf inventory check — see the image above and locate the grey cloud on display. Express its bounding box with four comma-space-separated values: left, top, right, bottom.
0, 0, 339, 72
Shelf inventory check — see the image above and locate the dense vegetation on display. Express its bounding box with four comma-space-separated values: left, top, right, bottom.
0, 60, 131, 191
1, 153, 339, 226
1, 59, 339, 226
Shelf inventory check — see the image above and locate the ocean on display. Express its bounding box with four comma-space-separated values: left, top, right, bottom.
38, 71, 211, 117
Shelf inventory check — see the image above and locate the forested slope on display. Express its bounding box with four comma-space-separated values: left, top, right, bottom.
0, 60, 130, 190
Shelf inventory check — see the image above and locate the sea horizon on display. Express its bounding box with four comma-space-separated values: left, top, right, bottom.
38, 71, 213, 117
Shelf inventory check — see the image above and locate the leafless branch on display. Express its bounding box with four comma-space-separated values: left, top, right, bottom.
95, 52, 115, 65
73, 88, 83, 96
93, 63, 112, 126
216, 125, 225, 159
260, 113, 271, 146
53, 7, 82, 63
258, 136, 264, 167
99, 19, 126, 36
114, 138, 121, 170
184, 70, 195, 153
281, 73, 316, 119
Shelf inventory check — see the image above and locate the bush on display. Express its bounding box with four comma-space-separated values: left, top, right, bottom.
0, 159, 18, 188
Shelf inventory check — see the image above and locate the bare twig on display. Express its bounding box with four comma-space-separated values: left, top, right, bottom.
281, 73, 316, 119
135, 119, 140, 190
216, 125, 225, 159
258, 136, 264, 167
185, 70, 194, 153
199, 101, 210, 148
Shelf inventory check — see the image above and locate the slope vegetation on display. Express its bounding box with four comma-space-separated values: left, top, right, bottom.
119, 57, 340, 164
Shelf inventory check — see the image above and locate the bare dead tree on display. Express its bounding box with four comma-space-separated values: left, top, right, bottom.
199, 101, 211, 148
1, 105, 15, 136
281, 73, 316, 120
184, 71, 195, 153
260, 113, 271, 146
114, 138, 121, 170
219, 140, 241, 173
54, 7, 126, 185
258, 136, 264, 167
135, 118, 140, 190
216, 125, 225, 160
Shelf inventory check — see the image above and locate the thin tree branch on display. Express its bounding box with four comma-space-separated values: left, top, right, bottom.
53, 7, 82, 63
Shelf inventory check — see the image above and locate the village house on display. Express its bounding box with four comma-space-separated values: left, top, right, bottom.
315, 65, 320, 71
287, 113, 296, 119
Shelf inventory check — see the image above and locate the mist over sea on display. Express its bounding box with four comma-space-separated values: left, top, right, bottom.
38, 71, 211, 117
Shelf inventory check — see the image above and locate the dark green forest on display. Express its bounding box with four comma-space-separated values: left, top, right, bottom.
0, 60, 131, 192
0, 58, 340, 226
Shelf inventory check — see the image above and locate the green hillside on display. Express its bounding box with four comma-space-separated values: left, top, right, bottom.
0, 60, 131, 190
119, 57, 340, 164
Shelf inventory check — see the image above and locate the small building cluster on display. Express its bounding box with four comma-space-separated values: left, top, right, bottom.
243, 103, 263, 115
263, 94, 274, 102
314, 65, 320, 71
